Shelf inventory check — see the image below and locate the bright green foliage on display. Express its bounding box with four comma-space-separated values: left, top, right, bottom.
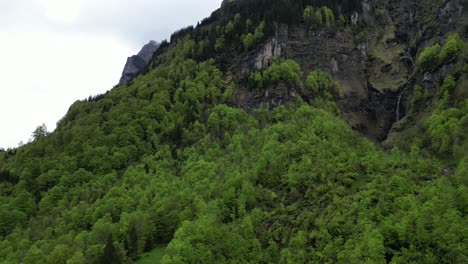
418, 34, 464, 69
215, 36, 225, 52
242, 21, 266, 50
303, 6, 335, 29
234, 13, 242, 24
375, 8, 385, 20
224, 21, 234, 35
355, 31, 366, 43
263, 60, 303, 86
314, 10, 323, 28
337, 14, 346, 27
0, 8, 466, 264
31, 123, 49, 141
423, 75, 467, 159
410, 84, 430, 107
418, 43, 441, 67
428, 101, 467, 157
306, 69, 338, 99
250, 59, 303, 90
303, 6, 314, 24
438, 34, 464, 63
253, 21, 265, 43
137, 247, 166, 264
163, 215, 262, 263
1, 87, 467, 263
321, 6, 335, 29
441, 74, 456, 93
242, 33, 254, 50
245, 19, 253, 31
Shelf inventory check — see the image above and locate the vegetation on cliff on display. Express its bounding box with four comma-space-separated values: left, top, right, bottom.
0, 0, 466, 263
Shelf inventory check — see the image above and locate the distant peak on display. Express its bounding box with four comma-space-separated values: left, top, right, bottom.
137, 41, 160, 61
118, 40, 160, 86
221, 0, 236, 7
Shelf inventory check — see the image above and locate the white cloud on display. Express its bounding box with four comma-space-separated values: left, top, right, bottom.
41, 0, 82, 23
0, 31, 132, 148
0, 0, 223, 149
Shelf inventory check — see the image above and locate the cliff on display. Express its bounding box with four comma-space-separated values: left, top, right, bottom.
118, 40, 160, 85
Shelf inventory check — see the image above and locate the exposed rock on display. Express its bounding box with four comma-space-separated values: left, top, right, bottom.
254, 38, 284, 70
361, 0, 371, 19
118, 41, 160, 86
137, 40, 160, 64
351, 12, 359, 25
240, 25, 288, 75
423, 72, 432, 82
211, 0, 466, 142
330, 58, 339, 73
221, 0, 236, 7
367, 25, 408, 92
357, 43, 368, 56
439, 0, 463, 18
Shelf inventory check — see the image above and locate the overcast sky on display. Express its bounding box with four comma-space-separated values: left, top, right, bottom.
0, 0, 222, 149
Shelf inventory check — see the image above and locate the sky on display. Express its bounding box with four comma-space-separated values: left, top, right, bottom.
0, 0, 222, 149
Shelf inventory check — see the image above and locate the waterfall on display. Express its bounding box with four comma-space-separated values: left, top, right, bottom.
396, 89, 405, 121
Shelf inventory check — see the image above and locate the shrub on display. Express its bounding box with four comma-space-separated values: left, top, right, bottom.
304, 5, 336, 30
263, 60, 303, 86
242, 33, 254, 50
250, 60, 303, 90
438, 34, 464, 64
303, 6, 314, 24
355, 31, 366, 44
441, 75, 456, 93
375, 8, 385, 19
417, 43, 441, 67
321, 7, 335, 29
253, 21, 266, 43
306, 70, 338, 99
224, 21, 234, 35
418, 34, 464, 70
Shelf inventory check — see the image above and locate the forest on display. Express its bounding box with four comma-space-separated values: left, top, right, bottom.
0, 0, 467, 263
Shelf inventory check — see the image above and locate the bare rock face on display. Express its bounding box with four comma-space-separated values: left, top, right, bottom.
221, 0, 236, 7
254, 38, 284, 70
137, 40, 160, 63
118, 40, 160, 86
224, 0, 466, 141
439, 0, 463, 18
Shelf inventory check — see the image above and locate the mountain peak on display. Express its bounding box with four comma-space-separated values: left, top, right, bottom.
118, 40, 160, 86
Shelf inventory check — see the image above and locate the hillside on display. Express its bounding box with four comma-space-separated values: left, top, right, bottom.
0, 0, 467, 263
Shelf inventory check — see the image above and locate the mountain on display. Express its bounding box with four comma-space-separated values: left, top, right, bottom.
197, 0, 466, 142
0, 0, 466, 263
118, 40, 160, 85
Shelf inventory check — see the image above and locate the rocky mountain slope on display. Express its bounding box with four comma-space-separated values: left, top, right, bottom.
0, 0, 466, 263
185, 0, 466, 142
118, 40, 160, 86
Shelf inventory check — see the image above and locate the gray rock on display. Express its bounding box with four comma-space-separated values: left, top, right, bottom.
351, 12, 359, 25
331, 58, 339, 74
137, 40, 160, 63
118, 40, 160, 86
221, 0, 236, 7
439, 0, 463, 18
254, 38, 283, 70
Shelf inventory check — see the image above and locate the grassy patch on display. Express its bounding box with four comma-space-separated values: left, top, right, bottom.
137, 246, 167, 264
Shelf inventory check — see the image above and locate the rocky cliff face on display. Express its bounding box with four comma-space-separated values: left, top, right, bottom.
220, 0, 466, 141
118, 40, 160, 86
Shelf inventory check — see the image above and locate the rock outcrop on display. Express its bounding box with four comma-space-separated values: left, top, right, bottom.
118, 40, 160, 86
219, 0, 465, 141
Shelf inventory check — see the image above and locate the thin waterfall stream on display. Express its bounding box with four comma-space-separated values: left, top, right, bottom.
396, 88, 406, 121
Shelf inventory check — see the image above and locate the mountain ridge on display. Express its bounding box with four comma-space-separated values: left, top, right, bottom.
0, 0, 466, 263
118, 40, 160, 86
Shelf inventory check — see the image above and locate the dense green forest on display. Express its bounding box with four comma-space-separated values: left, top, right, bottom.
1, 0, 467, 263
